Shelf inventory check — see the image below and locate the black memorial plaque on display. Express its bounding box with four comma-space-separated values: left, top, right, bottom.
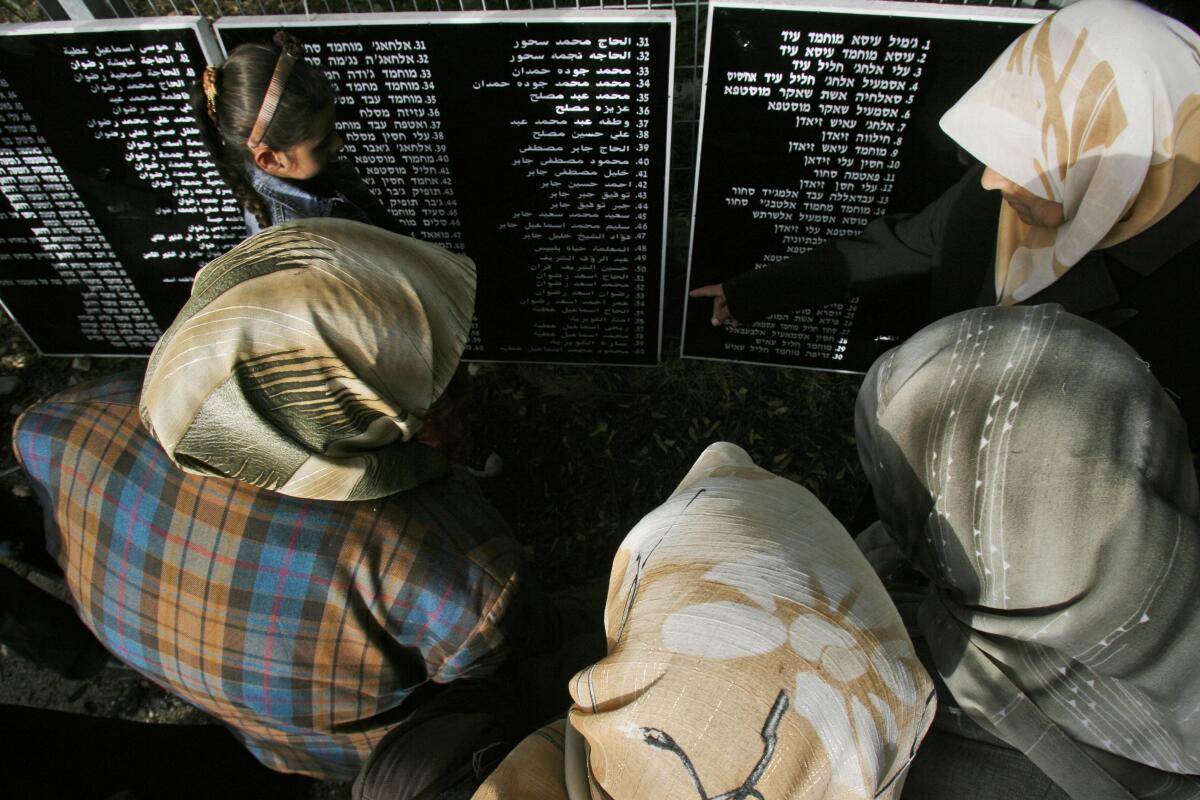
682, 0, 1045, 372
0, 19, 245, 355
218, 13, 675, 365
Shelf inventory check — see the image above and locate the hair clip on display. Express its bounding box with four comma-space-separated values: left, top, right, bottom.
201, 65, 219, 121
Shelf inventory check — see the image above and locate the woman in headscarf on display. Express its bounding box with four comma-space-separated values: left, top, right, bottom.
14, 218, 547, 779
691, 0, 1200, 442
141, 216, 475, 500
856, 303, 1200, 799
456, 442, 936, 800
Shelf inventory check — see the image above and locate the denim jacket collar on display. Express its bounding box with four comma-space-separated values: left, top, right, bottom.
246, 159, 336, 235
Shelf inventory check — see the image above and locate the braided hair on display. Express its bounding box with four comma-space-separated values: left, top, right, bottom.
189, 31, 335, 230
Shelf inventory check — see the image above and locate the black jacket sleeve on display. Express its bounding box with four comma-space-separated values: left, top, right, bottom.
720, 166, 982, 324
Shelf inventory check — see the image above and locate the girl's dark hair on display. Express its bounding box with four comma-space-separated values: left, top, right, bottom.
190, 31, 335, 230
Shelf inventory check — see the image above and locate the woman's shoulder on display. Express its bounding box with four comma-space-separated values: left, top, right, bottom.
1105, 183, 1200, 275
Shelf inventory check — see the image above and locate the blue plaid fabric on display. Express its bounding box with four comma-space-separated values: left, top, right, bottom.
13, 372, 521, 780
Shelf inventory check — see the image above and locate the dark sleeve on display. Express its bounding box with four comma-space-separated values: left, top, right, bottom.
721, 166, 980, 324
325, 157, 414, 237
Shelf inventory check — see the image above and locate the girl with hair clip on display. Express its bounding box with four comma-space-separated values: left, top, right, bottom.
192, 31, 408, 237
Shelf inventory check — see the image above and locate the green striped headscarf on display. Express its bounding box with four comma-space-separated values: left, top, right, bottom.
857, 304, 1200, 799
141, 218, 476, 501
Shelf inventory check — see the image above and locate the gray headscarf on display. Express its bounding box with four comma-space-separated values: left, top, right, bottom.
856, 304, 1200, 799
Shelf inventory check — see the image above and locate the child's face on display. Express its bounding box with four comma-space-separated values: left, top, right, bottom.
257, 105, 342, 181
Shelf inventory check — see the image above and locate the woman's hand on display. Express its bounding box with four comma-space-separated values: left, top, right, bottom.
689, 284, 739, 327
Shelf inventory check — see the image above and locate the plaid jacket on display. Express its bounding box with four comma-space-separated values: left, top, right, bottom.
13, 372, 521, 780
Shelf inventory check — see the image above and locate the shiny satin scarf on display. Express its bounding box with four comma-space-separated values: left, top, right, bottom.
141, 218, 475, 501
857, 305, 1200, 799
475, 443, 935, 800
939, 0, 1200, 305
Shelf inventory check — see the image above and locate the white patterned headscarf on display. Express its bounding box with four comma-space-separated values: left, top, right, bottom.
141, 218, 475, 501
474, 443, 935, 800
857, 304, 1200, 799
939, 0, 1200, 305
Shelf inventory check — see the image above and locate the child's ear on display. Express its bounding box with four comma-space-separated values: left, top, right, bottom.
251, 145, 291, 176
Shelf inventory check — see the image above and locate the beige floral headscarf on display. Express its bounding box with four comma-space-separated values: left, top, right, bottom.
939, 0, 1200, 305
475, 443, 935, 799
141, 218, 475, 501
